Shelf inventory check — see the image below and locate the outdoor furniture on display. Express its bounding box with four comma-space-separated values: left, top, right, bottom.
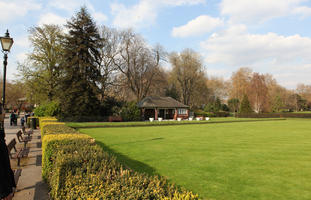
16, 130, 31, 148
158, 117, 163, 121
177, 117, 182, 121
149, 118, 154, 122
21, 126, 33, 137
189, 117, 193, 121
7, 138, 29, 166
205, 117, 210, 121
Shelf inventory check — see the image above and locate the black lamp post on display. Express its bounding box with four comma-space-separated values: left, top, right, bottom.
0, 30, 13, 138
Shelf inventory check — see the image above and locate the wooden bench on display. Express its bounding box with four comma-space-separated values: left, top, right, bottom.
7, 138, 29, 166
16, 130, 31, 148
21, 126, 33, 137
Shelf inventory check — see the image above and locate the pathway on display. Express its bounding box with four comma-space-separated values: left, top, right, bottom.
4, 115, 49, 200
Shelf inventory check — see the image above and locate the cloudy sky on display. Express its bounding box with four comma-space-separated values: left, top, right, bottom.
1, 0, 311, 89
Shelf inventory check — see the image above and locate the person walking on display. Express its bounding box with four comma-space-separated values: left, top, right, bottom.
9, 112, 14, 126
20, 117, 25, 127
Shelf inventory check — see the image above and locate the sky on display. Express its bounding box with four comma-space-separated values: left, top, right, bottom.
1, 0, 311, 89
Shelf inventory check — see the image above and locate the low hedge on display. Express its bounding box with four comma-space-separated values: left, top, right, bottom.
41, 120, 199, 199
236, 113, 311, 118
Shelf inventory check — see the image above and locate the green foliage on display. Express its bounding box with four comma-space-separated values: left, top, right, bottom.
272, 95, 283, 112
41, 122, 198, 199
18, 24, 64, 104
34, 101, 60, 117
228, 98, 240, 112
120, 101, 141, 121
239, 94, 253, 114
204, 97, 222, 112
58, 7, 102, 120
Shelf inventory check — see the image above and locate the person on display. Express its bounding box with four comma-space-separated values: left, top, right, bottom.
21, 117, 25, 127
9, 112, 14, 126
0, 107, 15, 199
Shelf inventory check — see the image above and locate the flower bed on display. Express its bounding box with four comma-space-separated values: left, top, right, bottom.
41, 118, 199, 199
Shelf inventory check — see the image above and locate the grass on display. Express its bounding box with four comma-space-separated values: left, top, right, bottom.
79, 119, 311, 200
66, 117, 283, 128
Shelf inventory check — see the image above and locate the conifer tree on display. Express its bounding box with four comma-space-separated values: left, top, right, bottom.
59, 7, 102, 119
239, 94, 253, 113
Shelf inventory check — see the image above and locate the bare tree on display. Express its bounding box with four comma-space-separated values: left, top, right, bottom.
169, 49, 205, 106
113, 30, 164, 101
248, 73, 268, 113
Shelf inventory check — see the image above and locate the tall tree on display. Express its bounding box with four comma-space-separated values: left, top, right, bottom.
229, 67, 252, 101
239, 94, 253, 114
59, 7, 102, 119
113, 30, 163, 101
169, 49, 205, 106
248, 73, 268, 113
18, 24, 64, 104
228, 98, 240, 113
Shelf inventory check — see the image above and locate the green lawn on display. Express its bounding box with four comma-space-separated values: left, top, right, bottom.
67, 117, 282, 128
79, 119, 311, 200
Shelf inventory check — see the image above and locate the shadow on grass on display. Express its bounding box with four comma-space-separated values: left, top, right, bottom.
96, 141, 157, 176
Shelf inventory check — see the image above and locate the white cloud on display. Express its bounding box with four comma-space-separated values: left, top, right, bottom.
14, 36, 30, 48
49, 0, 87, 12
200, 24, 311, 88
111, 0, 206, 29
220, 0, 311, 23
38, 13, 67, 26
293, 6, 311, 18
172, 15, 223, 38
0, 0, 41, 23
93, 12, 108, 23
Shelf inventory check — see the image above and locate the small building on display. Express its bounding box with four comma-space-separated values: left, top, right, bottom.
138, 96, 189, 120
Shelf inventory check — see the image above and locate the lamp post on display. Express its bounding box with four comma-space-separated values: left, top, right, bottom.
0, 30, 14, 138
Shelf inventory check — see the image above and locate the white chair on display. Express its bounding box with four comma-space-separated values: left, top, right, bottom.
149, 118, 154, 122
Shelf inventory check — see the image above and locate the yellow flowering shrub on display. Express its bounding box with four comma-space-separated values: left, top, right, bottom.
42, 122, 199, 200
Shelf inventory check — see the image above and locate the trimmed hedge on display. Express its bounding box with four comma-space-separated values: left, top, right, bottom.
41, 120, 199, 199
236, 113, 311, 118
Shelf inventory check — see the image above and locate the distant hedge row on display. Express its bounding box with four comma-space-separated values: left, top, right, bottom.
236, 113, 311, 118
40, 117, 199, 200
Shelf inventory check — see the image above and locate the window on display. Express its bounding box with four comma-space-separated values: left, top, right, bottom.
178, 109, 187, 115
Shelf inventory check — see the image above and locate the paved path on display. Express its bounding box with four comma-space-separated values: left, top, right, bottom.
4, 115, 49, 200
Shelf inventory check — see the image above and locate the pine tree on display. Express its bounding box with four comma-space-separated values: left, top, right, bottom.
59, 7, 102, 119
239, 94, 253, 113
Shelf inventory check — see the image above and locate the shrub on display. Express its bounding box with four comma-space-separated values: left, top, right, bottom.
120, 101, 140, 121
41, 121, 199, 199
34, 101, 60, 117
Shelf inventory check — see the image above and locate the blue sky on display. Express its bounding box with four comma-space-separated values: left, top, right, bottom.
1, 0, 311, 89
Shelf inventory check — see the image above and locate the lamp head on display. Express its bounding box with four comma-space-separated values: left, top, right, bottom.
0, 30, 13, 52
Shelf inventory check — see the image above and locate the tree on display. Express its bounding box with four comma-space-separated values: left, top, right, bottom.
97, 26, 121, 101
272, 95, 283, 112
239, 94, 253, 114
113, 30, 164, 101
229, 67, 252, 101
169, 49, 206, 107
18, 25, 64, 104
228, 98, 240, 112
248, 73, 268, 113
59, 7, 102, 119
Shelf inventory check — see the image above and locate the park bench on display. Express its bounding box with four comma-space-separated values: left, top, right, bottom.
21, 126, 33, 137
7, 138, 29, 166
16, 130, 31, 148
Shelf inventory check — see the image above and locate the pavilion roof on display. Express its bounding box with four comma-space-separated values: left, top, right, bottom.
138, 96, 189, 109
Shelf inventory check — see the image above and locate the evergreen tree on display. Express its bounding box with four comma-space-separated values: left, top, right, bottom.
59, 7, 102, 119
239, 94, 253, 113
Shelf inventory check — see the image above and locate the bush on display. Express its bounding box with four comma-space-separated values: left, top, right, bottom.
41, 120, 199, 199
34, 101, 60, 117
236, 113, 311, 118
120, 101, 140, 121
